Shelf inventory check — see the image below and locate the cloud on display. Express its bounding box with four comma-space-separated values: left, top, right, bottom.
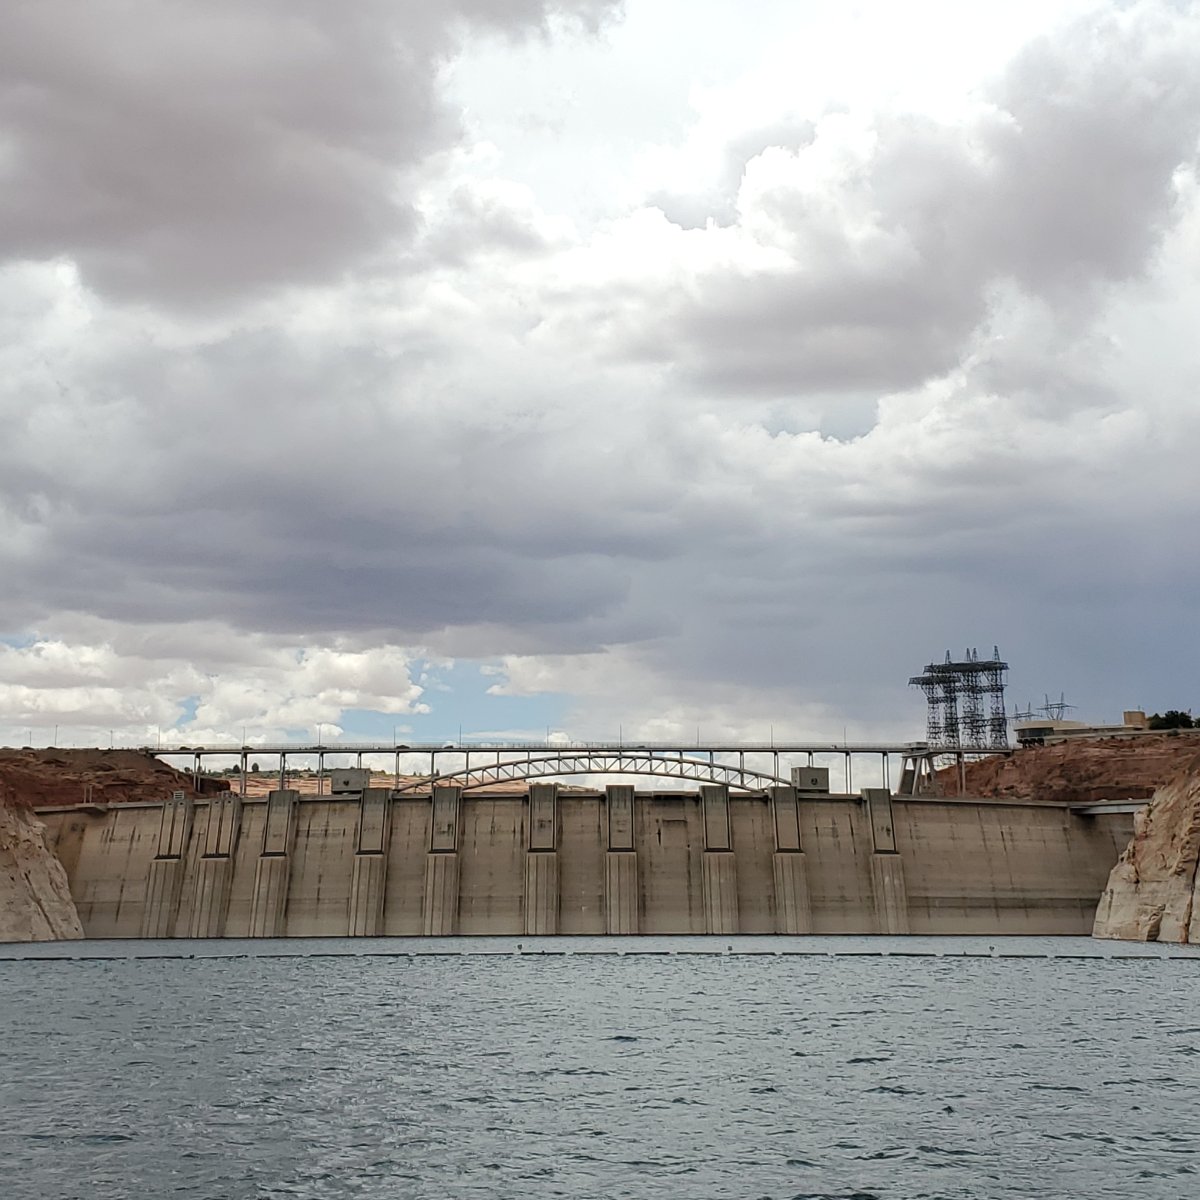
2, 1, 1199, 746
0, 0, 621, 307
593, 3, 1200, 396
0, 625, 427, 744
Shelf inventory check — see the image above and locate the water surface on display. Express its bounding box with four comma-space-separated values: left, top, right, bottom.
2, 937, 1197, 1199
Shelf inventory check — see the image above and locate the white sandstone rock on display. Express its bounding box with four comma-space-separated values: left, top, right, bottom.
1094, 755, 1200, 943
0, 803, 84, 943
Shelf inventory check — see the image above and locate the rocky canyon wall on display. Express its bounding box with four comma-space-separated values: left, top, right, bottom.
0, 803, 85, 943
1093, 755, 1200, 944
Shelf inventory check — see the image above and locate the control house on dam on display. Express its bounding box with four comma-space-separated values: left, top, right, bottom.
34, 747, 1137, 939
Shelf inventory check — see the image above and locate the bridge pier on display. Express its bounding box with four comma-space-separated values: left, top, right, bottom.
604, 784, 638, 933
864, 788, 910, 934
423, 785, 461, 935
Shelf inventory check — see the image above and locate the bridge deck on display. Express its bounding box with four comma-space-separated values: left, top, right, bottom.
149, 740, 985, 756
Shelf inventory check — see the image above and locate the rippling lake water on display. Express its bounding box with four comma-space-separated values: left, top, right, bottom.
2, 936, 1198, 1199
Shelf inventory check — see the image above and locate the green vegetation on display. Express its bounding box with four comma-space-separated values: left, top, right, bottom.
1147, 710, 1195, 730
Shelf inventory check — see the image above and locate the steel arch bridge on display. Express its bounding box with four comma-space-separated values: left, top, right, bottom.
392, 750, 794, 794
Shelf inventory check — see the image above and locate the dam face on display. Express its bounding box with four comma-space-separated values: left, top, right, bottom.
36, 784, 1134, 938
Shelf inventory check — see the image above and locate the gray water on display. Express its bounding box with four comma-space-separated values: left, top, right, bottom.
1, 937, 1197, 1199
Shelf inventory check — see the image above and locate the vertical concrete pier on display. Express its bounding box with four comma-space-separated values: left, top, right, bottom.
188, 793, 242, 938
864, 787, 910, 934
770, 785, 813, 934
701, 784, 739, 934
349, 788, 392, 936
248, 789, 298, 938
604, 784, 638, 934
140, 791, 193, 938
524, 784, 560, 935
423, 786, 461, 936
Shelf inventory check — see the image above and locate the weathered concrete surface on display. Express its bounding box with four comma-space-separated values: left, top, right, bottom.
37, 788, 1135, 938
1094, 756, 1200, 943
772, 853, 812, 934
0, 804, 83, 942
702, 852, 739, 934
140, 857, 185, 938
423, 852, 459, 935
605, 852, 638, 933
139, 792, 193, 937
248, 856, 291, 937
865, 788, 910, 933
348, 854, 387, 936
524, 852, 559, 935
870, 855, 911, 934
248, 790, 297, 937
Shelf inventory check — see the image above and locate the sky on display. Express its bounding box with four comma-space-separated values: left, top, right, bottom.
1, 0, 1199, 751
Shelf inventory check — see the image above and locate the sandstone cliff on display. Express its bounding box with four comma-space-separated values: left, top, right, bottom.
936, 731, 1200, 802
0, 747, 205, 806
0, 747, 201, 943
1093, 754, 1200, 944
0, 801, 84, 943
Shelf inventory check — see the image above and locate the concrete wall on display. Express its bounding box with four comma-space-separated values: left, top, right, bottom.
36, 787, 1134, 939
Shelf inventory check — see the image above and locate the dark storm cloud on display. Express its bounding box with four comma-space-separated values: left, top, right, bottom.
2, 1, 1199, 742
0, 323, 673, 645
0, 0, 620, 307
640, 7, 1200, 396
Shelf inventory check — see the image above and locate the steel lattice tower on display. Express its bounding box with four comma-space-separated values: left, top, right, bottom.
909, 647, 1009, 750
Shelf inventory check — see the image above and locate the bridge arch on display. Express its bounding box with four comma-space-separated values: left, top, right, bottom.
392, 750, 792, 793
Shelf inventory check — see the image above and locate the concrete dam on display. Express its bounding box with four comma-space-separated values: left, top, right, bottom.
36, 770, 1135, 938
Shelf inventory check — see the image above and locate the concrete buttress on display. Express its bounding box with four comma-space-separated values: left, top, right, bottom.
524, 784, 559, 935
348, 789, 391, 936
249, 789, 298, 938
701, 785, 739, 934
604, 785, 638, 933
423, 786, 461, 935
769, 786, 813, 934
864, 788, 911, 934
139, 792, 193, 938
188, 794, 242, 938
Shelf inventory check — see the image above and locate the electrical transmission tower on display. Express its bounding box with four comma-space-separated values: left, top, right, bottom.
909, 646, 1010, 750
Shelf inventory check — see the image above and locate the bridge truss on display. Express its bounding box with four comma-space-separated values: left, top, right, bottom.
393, 750, 793, 793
